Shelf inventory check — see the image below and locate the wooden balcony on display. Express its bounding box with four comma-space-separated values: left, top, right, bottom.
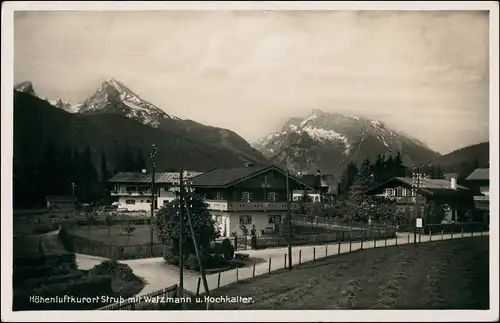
204, 200, 298, 212
110, 190, 152, 197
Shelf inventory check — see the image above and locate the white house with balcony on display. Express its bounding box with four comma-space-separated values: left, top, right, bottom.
189, 163, 313, 237
108, 170, 202, 212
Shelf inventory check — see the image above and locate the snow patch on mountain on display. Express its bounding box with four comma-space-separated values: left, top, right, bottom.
14, 81, 36, 96
302, 126, 350, 154
77, 79, 180, 127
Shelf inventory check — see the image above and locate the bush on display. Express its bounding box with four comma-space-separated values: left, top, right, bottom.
186, 254, 200, 271
221, 238, 234, 261
211, 253, 226, 268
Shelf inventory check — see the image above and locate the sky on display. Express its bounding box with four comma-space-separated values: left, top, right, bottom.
14, 10, 490, 154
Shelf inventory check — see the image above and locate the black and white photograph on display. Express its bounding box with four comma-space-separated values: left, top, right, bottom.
1, 1, 498, 322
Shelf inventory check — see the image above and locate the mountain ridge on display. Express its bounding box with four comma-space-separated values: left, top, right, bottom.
14, 79, 267, 165
253, 109, 441, 175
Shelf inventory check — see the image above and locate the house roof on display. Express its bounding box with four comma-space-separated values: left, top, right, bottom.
300, 174, 338, 188
109, 171, 203, 184
465, 168, 489, 181
367, 177, 469, 197
189, 164, 314, 189
394, 177, 468, 190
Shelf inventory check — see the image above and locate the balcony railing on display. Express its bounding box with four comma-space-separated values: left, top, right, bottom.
204, 200, 298, 212
111, 191, 152, 196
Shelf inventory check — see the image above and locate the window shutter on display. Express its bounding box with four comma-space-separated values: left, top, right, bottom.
248, 192, 252, 202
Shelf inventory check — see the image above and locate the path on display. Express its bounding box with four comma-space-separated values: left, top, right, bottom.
75, 230, 489, 297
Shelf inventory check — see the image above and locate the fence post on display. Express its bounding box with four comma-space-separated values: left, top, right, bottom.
419, 232, 421, 243
407, 233, 410, 244
268, 257, 272, 273
299, 250, 302, 265
384, 233, 387, 247
461, 228, 464, 238
217, 272, 221, 288
337, 241, 341, 255
374, 235, 377, 248
481, 230, 483, 237
451, 230, 454, 240
349, 238, 352, 252
441, 230, 444, 240
236, 268, 239, 282
284, 254, 287, 268
234, 236, 237, 250
196, 277, 201, 296
325, 244, 328, 257
313, 247, 316, 261
361, 235, 364, 250
396, 233, 398, 246
429, 230, 432, 241
471, 230, 474, 237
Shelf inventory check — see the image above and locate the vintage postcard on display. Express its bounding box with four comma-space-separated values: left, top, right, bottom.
1, 1, 498, 322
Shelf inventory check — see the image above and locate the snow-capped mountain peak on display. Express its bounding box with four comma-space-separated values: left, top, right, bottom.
253, 109, 440, 175
14, 81, 36, 96
77, 79, 180, 127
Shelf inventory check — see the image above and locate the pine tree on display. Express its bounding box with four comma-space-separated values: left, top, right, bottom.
100, 152, 110, 202
76, 147, 99, 203
135, 148, 146, 172
385, 155, 395, 180
394, 152, 406, 177
100, 152, 109, 184
373, 154, 386, 183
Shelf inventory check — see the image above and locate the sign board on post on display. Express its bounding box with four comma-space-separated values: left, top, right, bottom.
416, 218, 423, 228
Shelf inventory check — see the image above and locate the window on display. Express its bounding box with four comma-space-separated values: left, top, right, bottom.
215, 215, 222, 224
216, 191, 225, 200
268, 215, 282, 224
268, 192, 277, 201
401, 188, 408, 197
241, 191, 251, 202
125, 199, 135, 205
239, 215, 252, 225
385, 188, 395, 197
147, 200, 151, 203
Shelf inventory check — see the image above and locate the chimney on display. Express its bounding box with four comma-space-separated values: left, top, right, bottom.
244, 162, 253, 168
450, 177, 457, 190
141, 169, 147, 174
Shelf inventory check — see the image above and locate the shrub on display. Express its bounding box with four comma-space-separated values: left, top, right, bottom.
211, 253, 226, 268
221, 238, 234, 261
187, 254, 200, 271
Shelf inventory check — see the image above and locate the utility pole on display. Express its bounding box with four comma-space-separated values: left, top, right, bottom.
150, 144, 158, 257
178, 166, 184, 299
184, 180, 210, 296
71, 182, 76, 221
412, 169, 425, 245
286, 157, 293, 270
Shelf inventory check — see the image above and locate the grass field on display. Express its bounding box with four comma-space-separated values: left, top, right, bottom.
206, 237, 490, 310
69, 224, 161, 245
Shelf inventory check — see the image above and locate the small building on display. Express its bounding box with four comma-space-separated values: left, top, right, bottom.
46, 196, 75, 211
366, 176, 474, 223
189, 163, 313, 237
465, 168, 489, 220
108, 170, 202, 212
297, 172, 338, 204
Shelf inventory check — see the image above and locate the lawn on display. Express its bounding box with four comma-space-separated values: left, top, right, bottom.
69, 224, 161, 246
205, 237, 490, 310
